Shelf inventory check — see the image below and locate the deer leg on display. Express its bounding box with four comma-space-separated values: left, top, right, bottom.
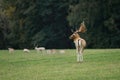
76, 47, 79, 62
77, 46, 81, 62
77, 53, 81, 62
79, 47, 83, 62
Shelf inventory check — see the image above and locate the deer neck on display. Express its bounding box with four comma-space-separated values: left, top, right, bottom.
73, 37, 81, 42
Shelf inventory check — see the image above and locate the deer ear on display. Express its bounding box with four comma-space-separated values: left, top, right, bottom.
78, 21, 87, 33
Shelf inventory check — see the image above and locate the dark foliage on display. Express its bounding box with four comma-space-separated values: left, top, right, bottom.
0, 0, 120, 49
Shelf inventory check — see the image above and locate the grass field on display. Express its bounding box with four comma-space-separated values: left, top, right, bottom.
0, 49, 120, 80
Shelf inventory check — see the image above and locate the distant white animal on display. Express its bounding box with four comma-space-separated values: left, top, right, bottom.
59, 50, 65, 54
46, 49, 56, 54
8, 48, 14, 53
35, 47, 45, 53
23, 49, 30, 53
46, 50, 51, 54
51, 49, 56, 54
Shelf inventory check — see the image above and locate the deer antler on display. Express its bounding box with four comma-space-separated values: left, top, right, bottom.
77, 21, 87, 33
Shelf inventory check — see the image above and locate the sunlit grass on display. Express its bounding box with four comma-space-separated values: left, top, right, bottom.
0, 49, 120, 80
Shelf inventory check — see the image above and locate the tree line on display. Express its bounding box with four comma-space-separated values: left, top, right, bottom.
0, 0, 120, 49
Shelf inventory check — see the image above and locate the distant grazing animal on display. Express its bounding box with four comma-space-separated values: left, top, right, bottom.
59, 50, 65, 54
23, 49, 30, 53
46, 50, 51, 54
8, 48, 14, 53
51, 49, 56, 54
46, 49, 56, 54
69, 21, 87, 62
35, 47, 45, 53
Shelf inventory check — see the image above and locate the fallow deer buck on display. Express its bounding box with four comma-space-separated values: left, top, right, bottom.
69, 21, 87, 62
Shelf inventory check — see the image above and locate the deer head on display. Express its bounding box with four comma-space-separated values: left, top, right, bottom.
69, 21, 87, 40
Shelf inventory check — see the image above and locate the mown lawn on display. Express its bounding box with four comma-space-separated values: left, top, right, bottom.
0, 49, 120, 80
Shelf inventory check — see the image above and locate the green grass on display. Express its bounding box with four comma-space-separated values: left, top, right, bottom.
0, 49, 120, 80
